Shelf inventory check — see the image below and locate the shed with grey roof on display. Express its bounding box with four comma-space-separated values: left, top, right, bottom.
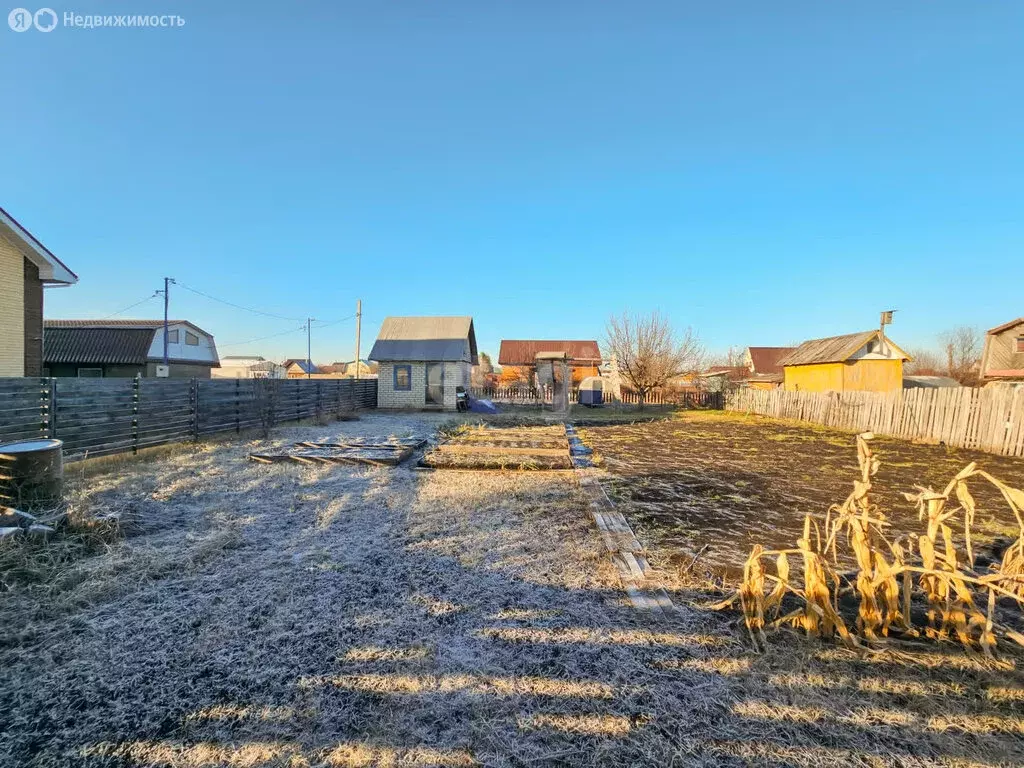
369, 316, 478, 410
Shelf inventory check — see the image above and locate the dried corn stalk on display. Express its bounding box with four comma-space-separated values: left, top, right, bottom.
722, 432, 1024, 657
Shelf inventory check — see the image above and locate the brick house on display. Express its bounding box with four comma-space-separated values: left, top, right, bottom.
369, 316, 477, 410
0, 207, 78, 377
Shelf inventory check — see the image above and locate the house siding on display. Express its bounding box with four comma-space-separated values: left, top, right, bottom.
981, 322, 1024, 379
784, 359, 903, 393
0, 235, 25, 376
23, 258, 43, 376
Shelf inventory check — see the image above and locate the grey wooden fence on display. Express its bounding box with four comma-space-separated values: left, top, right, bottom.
727, 386, 1024, 457
0, 377, 377, 460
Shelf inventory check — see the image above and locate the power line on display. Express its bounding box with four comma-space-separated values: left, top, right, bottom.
174, 281, 300, 321
97, 292, 159, 319
312, 313, 356, 329
219, 325, 306, 348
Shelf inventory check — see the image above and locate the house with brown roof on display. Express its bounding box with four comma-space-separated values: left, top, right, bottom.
779, 330, 910, 393
44, 319, 219, 378
742, 346, 795, 390
497, 340, 601, 385
0, 207, 78, 377
980, 318, 1024, 383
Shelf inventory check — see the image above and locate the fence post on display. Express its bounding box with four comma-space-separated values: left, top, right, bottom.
190, 378, 200, 441
131, 376, 140, 454
47, 378, 57, 439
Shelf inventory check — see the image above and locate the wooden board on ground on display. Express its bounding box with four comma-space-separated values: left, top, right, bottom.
420, 425, 572, 470
250, 437, 424, 467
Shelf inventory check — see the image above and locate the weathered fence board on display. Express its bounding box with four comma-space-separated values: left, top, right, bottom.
0, 377, 378, 460
727, 386, 1024, 457
469, 386, 724, 409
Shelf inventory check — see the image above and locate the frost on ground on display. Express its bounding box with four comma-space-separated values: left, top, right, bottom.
1, 413, 1022, 767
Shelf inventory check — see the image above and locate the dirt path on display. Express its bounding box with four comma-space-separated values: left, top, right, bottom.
1, 413, 1021, 767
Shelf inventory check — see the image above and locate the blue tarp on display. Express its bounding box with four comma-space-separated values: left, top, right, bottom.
468, 398, 498, 414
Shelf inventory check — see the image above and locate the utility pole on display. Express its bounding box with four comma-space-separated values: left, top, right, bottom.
354, 299, 362, 380
157, 277, 175, 372
305, 317, 316, 379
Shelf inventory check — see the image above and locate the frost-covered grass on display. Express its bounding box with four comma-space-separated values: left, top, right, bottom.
1, 413, 1021, 767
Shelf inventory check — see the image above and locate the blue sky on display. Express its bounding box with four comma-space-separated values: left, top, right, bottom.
2, 1, 1021, 363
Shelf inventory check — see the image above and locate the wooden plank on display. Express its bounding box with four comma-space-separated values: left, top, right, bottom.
434, 444, 568, 457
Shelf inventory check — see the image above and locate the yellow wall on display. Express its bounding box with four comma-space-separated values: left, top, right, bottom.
0, 237, 25, 377
784, 359, 903, 392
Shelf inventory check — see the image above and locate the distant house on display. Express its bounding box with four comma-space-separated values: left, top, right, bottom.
0, 207, 78, 377
779, 330, 910, 393
498, 340, 601, 385
44, 319, 220, 378
701, 365, 748, 393
369, 316, 478, 410
742, 346, 795, 390
330, 359, 378, 379
213, 356, 286, 379
282, 359, 319, 378
980, 318, 1024, 383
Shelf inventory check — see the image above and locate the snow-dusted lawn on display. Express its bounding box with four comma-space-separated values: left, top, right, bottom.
1, 412, 1020, 767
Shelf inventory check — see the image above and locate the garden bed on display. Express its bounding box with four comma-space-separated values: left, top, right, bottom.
583, 411, 1024, 581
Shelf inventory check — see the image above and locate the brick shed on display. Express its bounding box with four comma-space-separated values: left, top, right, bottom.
369, 316, 478, 410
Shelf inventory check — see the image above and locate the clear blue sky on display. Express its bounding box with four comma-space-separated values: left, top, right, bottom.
2, 1, 1022, 363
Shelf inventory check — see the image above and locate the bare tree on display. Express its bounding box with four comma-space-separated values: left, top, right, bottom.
940, 326, 982, 384
904, 347, 945, 376
605, 311, 705, 406
471, 351, 494, 388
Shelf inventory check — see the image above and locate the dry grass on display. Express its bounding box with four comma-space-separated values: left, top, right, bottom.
1, 413, 1022, 766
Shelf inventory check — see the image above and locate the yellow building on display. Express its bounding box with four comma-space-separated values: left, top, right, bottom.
780, 330, 910, 393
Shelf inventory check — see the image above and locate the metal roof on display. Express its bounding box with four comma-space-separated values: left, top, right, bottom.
987, 317, 1024, 335
368, 316, 478, 363
778, 330, 910, 367
44, 327, 156, 365
498, 340, 601, 366
746, 346, 795, 375
45, 318, 213, 336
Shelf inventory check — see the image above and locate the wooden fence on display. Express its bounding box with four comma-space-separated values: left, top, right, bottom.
727, 386, 1024, 457
0, 377, 378, 460
470, 386, 724, 409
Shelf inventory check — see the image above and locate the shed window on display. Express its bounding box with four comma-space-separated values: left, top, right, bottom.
77, 368, 103, 378
394, 365, 412, 391
166, 329, 179, 343
1017, 336, 1024, 354
185, 331, 200, 346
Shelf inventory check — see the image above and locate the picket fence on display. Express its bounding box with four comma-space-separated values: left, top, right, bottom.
0, 377, 378, 460
727, 386, 1024, 457
470, 385, 724, 409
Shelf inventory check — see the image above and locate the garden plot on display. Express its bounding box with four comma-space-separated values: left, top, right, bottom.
420, 425, 573, 470
584, 411, 1024, 580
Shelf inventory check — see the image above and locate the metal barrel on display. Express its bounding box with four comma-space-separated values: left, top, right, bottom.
0, 439, 64, 509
